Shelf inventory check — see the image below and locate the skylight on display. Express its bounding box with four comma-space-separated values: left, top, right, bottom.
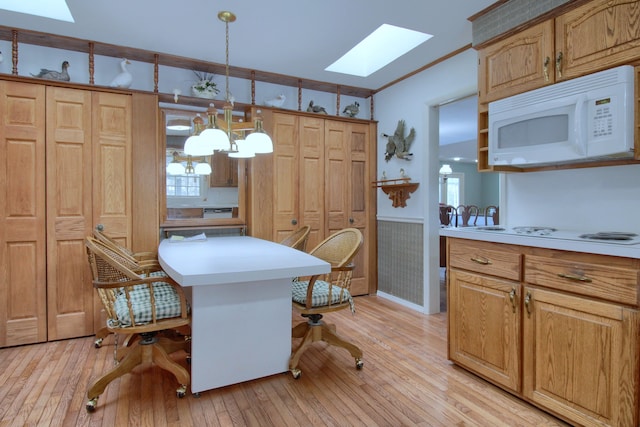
0, 0, 74, 22
325, 24, 432, 77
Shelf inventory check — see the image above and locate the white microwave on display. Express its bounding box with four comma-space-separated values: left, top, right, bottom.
488, 65, 635, 167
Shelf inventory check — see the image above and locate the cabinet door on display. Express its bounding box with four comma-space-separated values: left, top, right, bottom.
298, 116, 325, 250
45, 87, 94, 340
523, 287, 640, 427
325, 120, 371, 295
271, 113, 300, 242
0, 81, 47, 347
556, 0, 640, 81
478, 20, 555, 103
91, 92, 132, 333
448, 269, 521, 391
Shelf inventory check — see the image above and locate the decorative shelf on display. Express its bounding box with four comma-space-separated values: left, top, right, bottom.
372, 178, 419, 208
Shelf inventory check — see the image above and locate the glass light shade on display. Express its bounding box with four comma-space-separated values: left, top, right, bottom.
184, 135, 214, 156
228, 139, 255, 158
166, 162, 185, 175
194, 162, 212, 175
439, 164, 453, 175
200, 128, 230, 151
246, 131, 273, 154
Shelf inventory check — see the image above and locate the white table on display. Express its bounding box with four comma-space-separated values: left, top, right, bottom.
158, 236, 330, 393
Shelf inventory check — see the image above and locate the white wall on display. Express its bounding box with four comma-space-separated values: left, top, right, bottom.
503, 164, 640, 231
375, 49, 480, 313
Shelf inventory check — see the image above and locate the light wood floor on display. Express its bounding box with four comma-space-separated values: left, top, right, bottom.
0, 295, 569, 427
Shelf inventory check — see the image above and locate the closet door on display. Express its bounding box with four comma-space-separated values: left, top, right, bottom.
298, 116, 325, 250
272, 113, 300, 242
325, 120, 371, 295
46, 87, 94, 340
91, 92, 132, 333
0, 81, 47, 347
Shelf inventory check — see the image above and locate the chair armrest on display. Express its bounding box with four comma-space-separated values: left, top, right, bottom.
303, 264, 354, 309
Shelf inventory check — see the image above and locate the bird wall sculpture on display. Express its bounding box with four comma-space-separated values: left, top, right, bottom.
342, 101, 360, 118
383, 119, 416, 162
109, 58, 132, 88
31, 61, 70, 81
307, 100, 328, 114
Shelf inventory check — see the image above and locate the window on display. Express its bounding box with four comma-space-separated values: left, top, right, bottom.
439, 172, 464, 206
166, 175, 202, 196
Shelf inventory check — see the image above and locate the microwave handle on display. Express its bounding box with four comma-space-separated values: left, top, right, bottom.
574, 94, 587, 156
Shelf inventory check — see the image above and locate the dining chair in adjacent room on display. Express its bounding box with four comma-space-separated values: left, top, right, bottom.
84, 236, 191, 412
439, 204, 458, 227
457, 204, 479, 227
289, 228, 364, 379
279, 225, 311, 252
484, 205, 499, 225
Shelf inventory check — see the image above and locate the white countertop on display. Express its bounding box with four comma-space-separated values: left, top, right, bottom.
440, 227, 640, 259
158, 236, 330, 286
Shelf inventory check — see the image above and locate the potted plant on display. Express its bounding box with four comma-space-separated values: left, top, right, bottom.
191, 71, 220, 99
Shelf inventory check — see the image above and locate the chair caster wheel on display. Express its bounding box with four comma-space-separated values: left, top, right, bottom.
291, 369, 301, 379
176, 385, 187, 398
193, 392, 201, 398
94, 338, 103, 348
355, 358, 364, 370
86, 398, 98, 412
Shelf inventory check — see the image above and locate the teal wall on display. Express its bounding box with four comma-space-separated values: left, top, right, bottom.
440, 161, 498, 208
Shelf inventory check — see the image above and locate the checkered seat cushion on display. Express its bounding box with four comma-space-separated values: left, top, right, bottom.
292, 279, 355, 313
113, 280, 184, 327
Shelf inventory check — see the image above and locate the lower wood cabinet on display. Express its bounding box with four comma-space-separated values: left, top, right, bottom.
447, 238, 640, 427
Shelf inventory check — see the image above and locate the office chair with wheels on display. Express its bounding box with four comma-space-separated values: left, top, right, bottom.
84, 236, 190, 412
280, 225, 311, 252
289, 228, 364, 379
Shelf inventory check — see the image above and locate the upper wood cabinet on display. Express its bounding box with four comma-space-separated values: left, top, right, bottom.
479, 0, 640, 104
247, 110, 377, 296
478, 20, 555, 104
556, 0, 640, 81
476, 0, 640, 171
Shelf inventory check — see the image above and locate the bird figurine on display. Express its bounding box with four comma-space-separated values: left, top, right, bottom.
31, 61, 70, 81
109, 58, 132, 88
383, 120, 416, 162
342, 101, 360, 118
307, 100, 327, 115
264, 94, 286, 108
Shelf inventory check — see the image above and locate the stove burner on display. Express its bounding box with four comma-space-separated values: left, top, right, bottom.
476, 226, 506, 231
579, 232, 638, 241
512, 226, 557, 236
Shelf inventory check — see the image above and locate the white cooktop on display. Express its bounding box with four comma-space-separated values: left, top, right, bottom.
440, 225, 640, 259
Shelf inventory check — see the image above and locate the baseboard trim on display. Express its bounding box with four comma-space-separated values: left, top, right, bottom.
375, 291, 425, 313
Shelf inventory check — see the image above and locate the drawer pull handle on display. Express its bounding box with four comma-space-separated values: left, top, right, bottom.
557, 273, 592, 283
524, 291, 532, 317
470, 256, 492, 265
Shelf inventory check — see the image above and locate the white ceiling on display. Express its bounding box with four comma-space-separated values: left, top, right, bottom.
0, 0, 495, 91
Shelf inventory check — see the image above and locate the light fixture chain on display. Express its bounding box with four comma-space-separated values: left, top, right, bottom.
225, 19, 230, 103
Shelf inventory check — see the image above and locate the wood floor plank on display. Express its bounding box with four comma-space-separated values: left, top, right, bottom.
0, 295, 571, 426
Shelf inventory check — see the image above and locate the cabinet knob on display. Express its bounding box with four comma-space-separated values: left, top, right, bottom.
291, 219, 298, 225
349, 218, 354, 224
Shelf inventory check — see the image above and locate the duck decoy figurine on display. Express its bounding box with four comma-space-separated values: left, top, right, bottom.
307, 100, 328, 115
264, 94, 286, 108
342, 101, 360, 118
31, 61, 70, 81
109, 58, 132, 88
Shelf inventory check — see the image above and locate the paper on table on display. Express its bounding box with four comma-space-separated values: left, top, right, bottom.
169, 232, 207, 243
